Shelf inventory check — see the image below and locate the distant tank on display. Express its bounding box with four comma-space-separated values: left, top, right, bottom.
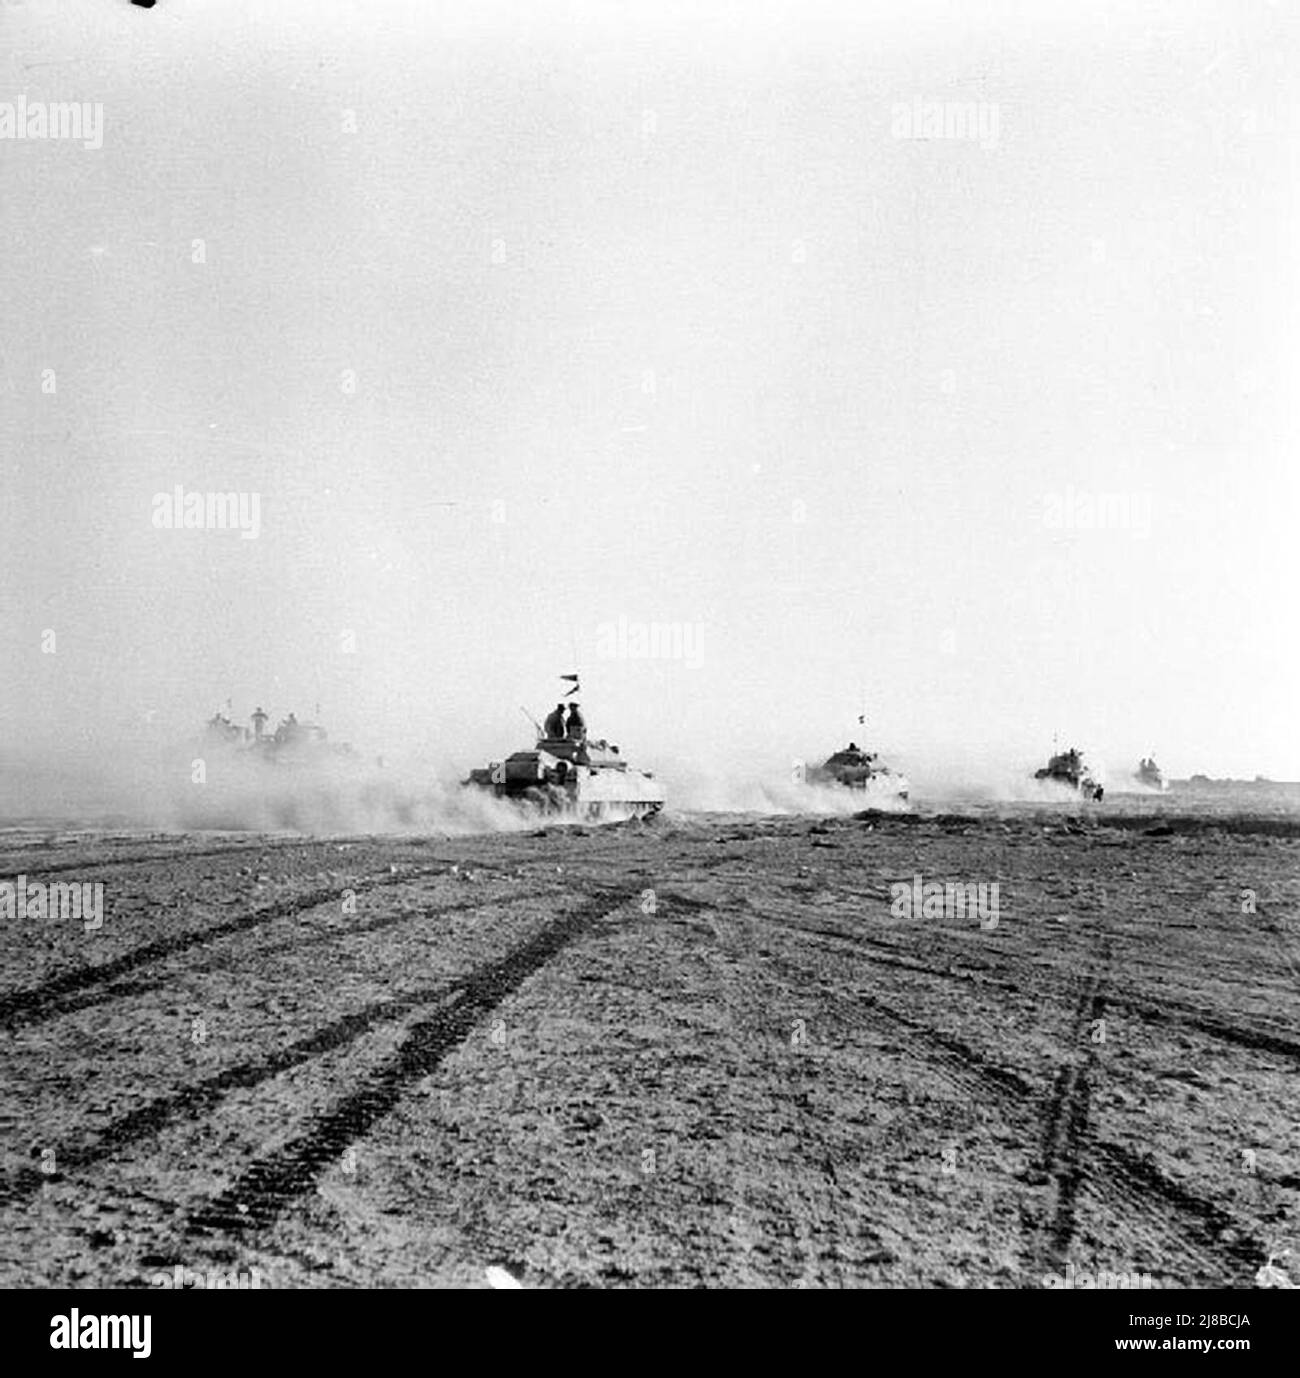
807, 742, 909, 802
463, 709, 664, 822
1134, 756, 1168, 791
1035, 747, 1104, 801
203, 706, 356, 767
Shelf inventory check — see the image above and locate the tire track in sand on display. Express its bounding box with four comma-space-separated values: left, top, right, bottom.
6, 878, 562, 1031
186, 886, 636, 1236
0, 889, 568, 1207
0, 864, 456, 1031
1020, 963, 1107, 1282
672, 889, 1264, 1284
0, 839, 281, 878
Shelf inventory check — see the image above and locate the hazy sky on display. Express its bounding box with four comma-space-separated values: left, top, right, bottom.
3, 0, 1297, 780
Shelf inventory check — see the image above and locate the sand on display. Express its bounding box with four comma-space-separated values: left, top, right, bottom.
1, 792, 1296, 1288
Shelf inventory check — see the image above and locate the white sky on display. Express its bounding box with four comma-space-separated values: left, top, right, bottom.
2, 0, 1297, 780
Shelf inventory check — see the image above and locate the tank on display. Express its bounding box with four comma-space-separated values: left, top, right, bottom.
1134, 756, 1167, 791
203, 707, 356, 768
463, 721, 665, 822
807, 742, 909, 802
1035, 747, 1104, 801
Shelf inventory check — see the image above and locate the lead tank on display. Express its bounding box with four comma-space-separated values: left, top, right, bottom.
463, 721, 665, 822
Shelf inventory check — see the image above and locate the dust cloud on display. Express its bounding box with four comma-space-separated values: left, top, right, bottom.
0, 733, 532, 837
0, 730, 1133, 837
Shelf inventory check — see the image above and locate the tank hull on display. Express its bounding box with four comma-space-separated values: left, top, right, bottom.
808, 746, 909, 801
1133, 763, 1168, 791
1035, 749, 1104, 800
463, 739, 665, 822
807, 765, 910, 801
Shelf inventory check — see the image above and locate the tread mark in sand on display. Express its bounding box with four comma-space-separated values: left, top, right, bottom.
753, 882, 1300, 1066
1111, 991, 1300, 1063
5, 879, 567, 1032
881, 979, 1259, 1283
1023, 968, 1106, 1280
0, 864, 457, 1031
0, 891, 563, 1207
752, 932, 1265, 1283
0, 839, 278, 878
187, 887, 635, 1236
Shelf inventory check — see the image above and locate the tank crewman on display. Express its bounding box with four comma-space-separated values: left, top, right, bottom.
544, 703, 567, 740
565, 702, 586, 741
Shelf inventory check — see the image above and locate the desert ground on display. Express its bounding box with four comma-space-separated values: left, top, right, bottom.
1, 792, 1297, 1288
